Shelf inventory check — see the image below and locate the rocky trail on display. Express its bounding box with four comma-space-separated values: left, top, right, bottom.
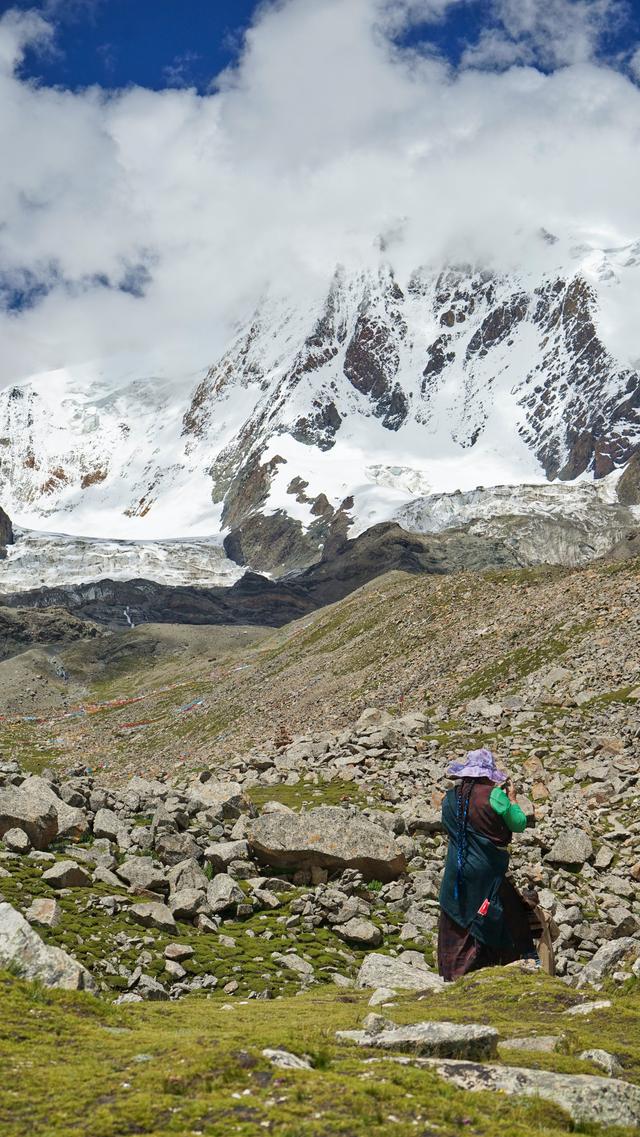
1, 555, 640, 1135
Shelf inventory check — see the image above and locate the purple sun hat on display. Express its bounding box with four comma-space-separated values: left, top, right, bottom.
446, 747, 507, 784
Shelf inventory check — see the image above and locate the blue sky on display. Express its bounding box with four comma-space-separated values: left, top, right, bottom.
6, 0, 640, 93
3, 0, 260, 90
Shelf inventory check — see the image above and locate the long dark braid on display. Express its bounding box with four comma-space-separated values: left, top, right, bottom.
454, 778, 474, 900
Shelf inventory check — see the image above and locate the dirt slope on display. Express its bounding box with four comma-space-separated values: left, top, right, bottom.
1, 558, 637, 781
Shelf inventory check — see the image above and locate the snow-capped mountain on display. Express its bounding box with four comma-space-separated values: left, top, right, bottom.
1, 234, 639, 578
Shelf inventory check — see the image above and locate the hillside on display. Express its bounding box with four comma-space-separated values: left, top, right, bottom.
2, 555, 637, 780
1, 556, 640, 1136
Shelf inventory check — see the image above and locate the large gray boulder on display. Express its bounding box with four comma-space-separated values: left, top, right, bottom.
2, 827, 31, 854
168, 888, 207, 921
0, 902, 97, 992
206, 873, 245, 914
188, 781, 248, 819
154, 831, 201, 866
247, 807, 407, 882
25, 898, 61, 928
398, 798, 443, 835
334, 919, 382, 947
19, 776, 88, 842
117, 857, 168, 895
0, 786, 58, 850
425, 1059, 640, 1128
93, 807, 126, 843
547, 829, 593, 867
166, 858, 209, 894
338, 1020, 498, 1061
42, 860, 91, 889
204, 840, 250, 871
129, 901, 176, 933
356, 952, 445, 992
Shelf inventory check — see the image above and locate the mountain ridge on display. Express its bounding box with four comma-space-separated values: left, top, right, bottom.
1, 240, 639, 565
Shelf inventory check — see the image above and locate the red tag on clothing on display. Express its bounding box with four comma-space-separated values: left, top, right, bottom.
477, 899, 490, 916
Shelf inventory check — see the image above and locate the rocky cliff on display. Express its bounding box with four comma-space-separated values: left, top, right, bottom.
0, 506, 13, 557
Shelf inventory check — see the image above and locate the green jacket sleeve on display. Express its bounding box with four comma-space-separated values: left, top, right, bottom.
489, 786, 527, 833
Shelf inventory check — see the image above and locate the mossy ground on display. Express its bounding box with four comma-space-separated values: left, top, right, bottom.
0, 850, 421, 996
245, 780, 372, 811
2, 969, 639, 1137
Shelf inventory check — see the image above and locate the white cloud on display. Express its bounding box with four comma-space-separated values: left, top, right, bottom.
0, 7, 53, 73
0, 0, 640, 388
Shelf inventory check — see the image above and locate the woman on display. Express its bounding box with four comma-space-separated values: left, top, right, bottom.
437, 747, 538, 981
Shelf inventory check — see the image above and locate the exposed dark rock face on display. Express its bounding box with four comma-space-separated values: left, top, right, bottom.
0, 605, 99, 662
617, 449, 640, 505
519, 277, 640, 480
221, 451, 287, 531
343, 277, 409, 430
0, 575, 314, 629
224, 497, 353, 575
291, 398, 342, 450
296, 523, 520, 609
223, 512, 323, 574
1, 523, 526, 628
422, 334, 455, 387
465, 293, 529, 360
0, 506, 13, 558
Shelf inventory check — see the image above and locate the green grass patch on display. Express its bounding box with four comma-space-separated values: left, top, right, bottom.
3, 969, 639, 1137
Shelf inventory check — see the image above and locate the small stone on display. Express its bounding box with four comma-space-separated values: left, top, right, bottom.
2, 828, 31, 854
164, 959, 186, 980
272, 952, 314, 979
368, 986, 398, 1006
331, 973, 354, 988
262, 1048, 312, 1070
362, 1012, 395, 1035
25, 898, 61, 928
580, 1048, 622, 1076
93, 865, 124, 890
563, 1000, 612, 1016
164, 943, 194, 962
594, 846, 614, 870
93, 808, 125, 843
334, 918, 382, 947
206, 873, 244, 914
136, 975, 169, 1001
499, 1035, 563, 1053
